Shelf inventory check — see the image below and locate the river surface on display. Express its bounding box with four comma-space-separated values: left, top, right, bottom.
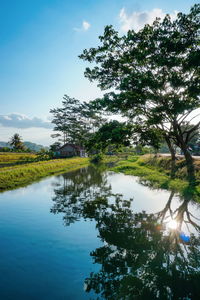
0, 165, 200, 300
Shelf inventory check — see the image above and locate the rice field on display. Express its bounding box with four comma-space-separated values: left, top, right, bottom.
0, 152, 89, 191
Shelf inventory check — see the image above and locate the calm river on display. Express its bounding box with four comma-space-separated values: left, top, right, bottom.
0, 165, 199, 299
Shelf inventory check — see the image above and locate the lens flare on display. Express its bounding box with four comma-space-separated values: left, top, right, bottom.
167, 219, 178, 230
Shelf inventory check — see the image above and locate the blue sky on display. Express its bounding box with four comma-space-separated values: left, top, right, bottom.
0, 0, 197, 145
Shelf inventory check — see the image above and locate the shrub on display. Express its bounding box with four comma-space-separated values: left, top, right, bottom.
90, 154, 103, 164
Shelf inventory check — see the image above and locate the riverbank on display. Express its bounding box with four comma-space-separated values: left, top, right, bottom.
0, 157, 89, 192
0, 153, 122, 192
2, 152, 200, 199
112, 155, 200, 200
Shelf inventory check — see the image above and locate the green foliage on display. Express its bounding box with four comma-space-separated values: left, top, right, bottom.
159, 142, 170, 153
9, 133, 26, 151
50, 95, 104, 146
0, 154, 120, 192
90, 154, 103, 164
113, 155, 200, 199
80, 4, 200, 181
49, 142, 62, 152
36, 149, 54, 161
132, 124, 163, 150
133, 144, 153, 155
0, 147, 12, 152
0, 157, 89, 192
86, 120, 132, 153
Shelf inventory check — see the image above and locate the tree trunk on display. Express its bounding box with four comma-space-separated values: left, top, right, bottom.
181, 144, 196, 183
165, 137, 176, 178
172, 120, 196, 183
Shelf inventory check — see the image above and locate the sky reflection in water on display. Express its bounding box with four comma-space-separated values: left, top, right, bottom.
0, 165, 200, 300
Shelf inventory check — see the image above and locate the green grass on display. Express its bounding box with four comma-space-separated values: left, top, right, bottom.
2, 152, 199, 200
0, 156, 89, 192
112, 155, 200, 201
0, 152, 122, 192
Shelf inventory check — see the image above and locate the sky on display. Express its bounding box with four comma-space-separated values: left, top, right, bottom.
0, 0, 197, 146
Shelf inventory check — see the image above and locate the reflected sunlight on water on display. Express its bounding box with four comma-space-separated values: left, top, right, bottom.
0, 165, 199, 300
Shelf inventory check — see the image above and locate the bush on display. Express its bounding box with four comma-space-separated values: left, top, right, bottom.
35, 149, 54, 161
90, 154, 103, 164
0, 147, 11, 152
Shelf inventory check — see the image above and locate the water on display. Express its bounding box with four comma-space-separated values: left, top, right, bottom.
0, 165, 199, 300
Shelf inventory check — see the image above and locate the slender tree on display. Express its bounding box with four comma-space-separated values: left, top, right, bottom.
50, 95, 104, 146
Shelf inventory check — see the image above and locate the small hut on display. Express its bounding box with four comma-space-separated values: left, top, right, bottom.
55, 144, 87, 158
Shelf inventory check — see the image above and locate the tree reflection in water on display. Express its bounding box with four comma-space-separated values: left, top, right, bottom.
51, 165, 112, 225
51, 166, 200, 300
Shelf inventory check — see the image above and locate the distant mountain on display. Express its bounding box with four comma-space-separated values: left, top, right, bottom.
0, 141, 48, 152
0, 141, 9, 148
24, 142, 49, 152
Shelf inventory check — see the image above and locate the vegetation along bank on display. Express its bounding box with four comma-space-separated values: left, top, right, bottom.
0, 155, 89, 192
112, 155, 200, 201
0, 152, 122, 192
1, 151, 200, 201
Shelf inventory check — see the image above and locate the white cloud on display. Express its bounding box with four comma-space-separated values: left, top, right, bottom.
74, 20, 91, 32
82, 21, 91, 31
3, 115, 12, 120
0, 126, 52, 146
119, 8, 178, 32
0, 113, 53, 129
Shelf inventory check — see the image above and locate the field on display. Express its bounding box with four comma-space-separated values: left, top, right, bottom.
0, 152, 36, 167
0, 152, 89, 192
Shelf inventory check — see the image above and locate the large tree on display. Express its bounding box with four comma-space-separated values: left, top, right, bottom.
80, 4, 200, 182
85, 120, 133, 153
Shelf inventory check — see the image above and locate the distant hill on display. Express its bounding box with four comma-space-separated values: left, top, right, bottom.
24, 142, 49, 152
0, 141, 48, 152
0, 142, 8, 148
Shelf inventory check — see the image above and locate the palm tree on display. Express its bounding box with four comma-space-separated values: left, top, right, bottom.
9, 133, 25, 151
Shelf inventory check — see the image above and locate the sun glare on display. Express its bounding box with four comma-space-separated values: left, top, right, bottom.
167, 219, 178, 230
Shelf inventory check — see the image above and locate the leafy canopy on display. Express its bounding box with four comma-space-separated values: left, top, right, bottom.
50, 95, 104, 146
80, 4, 200, 180
80, 4, 200, 142
9, 133, 25, 151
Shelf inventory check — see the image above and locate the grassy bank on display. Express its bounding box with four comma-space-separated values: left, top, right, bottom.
0, 156, 89, 192
2, 152, 199, 198
0, 152, 122, 192
112, 155, 200, 200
